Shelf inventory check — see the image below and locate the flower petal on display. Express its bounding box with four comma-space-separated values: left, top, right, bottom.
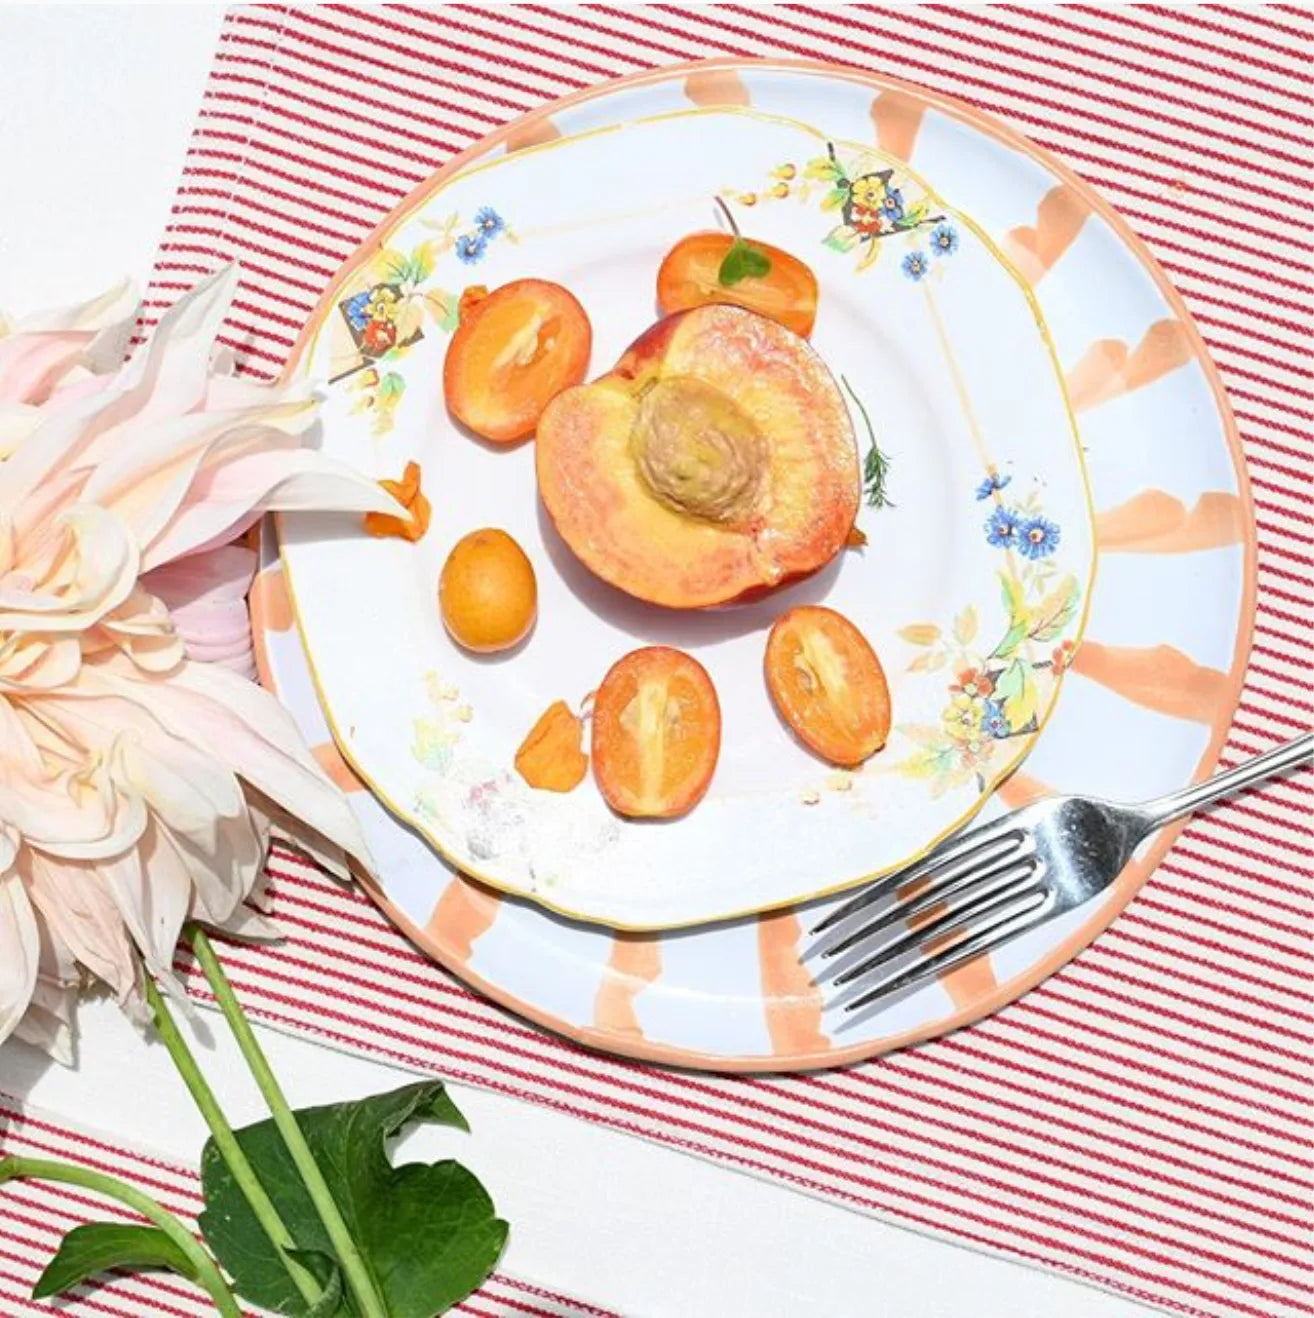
144, 448, 400, 570
0, 277, 137, 405
0, 870, 40, 1046
24, 848, 137, 1005
94, 655, 374, 877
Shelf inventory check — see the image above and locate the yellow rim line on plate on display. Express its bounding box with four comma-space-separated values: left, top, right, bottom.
277, 108, 1098, 931
264, 58, 1254, 1068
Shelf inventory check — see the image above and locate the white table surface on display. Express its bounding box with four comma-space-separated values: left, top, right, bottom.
0, 7, 1153, 1316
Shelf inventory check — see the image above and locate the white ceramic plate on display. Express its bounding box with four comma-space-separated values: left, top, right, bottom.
255, 61, 1251, 1072
280, 107, 1094, 929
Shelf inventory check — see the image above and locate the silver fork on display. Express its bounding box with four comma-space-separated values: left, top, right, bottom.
808, 732, 1312, 1018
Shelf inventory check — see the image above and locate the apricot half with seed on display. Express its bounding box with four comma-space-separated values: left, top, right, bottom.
536, 305, 859, 609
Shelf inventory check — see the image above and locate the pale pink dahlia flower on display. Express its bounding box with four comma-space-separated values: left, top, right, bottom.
0, 268, 397, 1061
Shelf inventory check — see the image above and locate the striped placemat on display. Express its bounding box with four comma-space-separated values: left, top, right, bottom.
0, 1097, 616, 1318
142, 7, 1310, 1318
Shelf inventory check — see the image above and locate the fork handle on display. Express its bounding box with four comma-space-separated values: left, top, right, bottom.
1142, 732, 1313, 829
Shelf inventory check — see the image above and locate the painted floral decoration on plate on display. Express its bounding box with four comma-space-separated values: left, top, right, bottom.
331, 207, 515, 435
896, 475, 1080, 797
729, 143, 959, 277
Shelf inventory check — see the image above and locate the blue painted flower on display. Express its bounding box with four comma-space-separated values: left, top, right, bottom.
344, 290, 372, 331
455, 232, 488, 265
985, 505, 1022, 548
975, 470, 1013, 501
902, 250, 930, 282
930, 223, 959, 257
473, 206, 504, 237
1018, 515, 1061, 560
981, 698, 1011, 739
881, 187, 905, 221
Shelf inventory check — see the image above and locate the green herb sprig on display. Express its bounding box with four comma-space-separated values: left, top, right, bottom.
841, 375, 894, 510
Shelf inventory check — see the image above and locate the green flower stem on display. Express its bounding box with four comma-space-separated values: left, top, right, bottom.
189, 927, 387, 1318
144, 976, 323, 1310
0, 1155, 241, 1318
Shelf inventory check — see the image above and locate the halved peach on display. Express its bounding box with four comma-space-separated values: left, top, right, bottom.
536, 305, 860, 609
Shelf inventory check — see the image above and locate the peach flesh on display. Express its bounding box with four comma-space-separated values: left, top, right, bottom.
535, 305, 859, 609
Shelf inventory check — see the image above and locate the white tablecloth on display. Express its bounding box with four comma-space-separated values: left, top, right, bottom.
0, 6, 1152, 1315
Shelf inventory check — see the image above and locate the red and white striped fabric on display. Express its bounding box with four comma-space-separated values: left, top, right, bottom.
138, 7, 1310, 1318
0, 1097, 616, 1318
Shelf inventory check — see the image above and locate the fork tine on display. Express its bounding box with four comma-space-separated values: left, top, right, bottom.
811, 832, 1029, 963
809, 813, 1022, 938
835, 893, 1051, 1022
829, 859, 1041, 998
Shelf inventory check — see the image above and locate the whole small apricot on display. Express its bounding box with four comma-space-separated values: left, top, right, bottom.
439, 529, 537, 653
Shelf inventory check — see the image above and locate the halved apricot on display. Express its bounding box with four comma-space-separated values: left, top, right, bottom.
443, 278, 591, 443
657, 232, 818, 337
592, 647, 721, 819
765, 605, 891, 767
536, 304, 859, 609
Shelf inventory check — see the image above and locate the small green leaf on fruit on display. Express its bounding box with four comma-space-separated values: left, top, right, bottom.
718, 239, 772, 286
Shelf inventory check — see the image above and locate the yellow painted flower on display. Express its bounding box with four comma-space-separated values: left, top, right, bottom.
365, 287, 400, 322
942, 691, 984, 747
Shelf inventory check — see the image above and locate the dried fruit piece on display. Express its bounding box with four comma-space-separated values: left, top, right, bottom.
592, 646, 720, 819
657, 231, 818, 337
438, 528, 537, 654
515, 700, 588, 792
364, 460, 431, 542
765, 605, 891, 767
443, 278, 591, 443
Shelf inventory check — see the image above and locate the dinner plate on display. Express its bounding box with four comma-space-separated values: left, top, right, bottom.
258, 60, 1252, 1070
279, 105, 1094, 928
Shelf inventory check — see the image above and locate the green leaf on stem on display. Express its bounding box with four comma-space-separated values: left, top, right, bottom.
199, 1081, 507, 1318
717, 238, 771, 286
33, 1223, 200, 1298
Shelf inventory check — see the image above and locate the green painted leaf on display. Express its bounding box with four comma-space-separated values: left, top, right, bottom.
823, 225, 861, 253
377, 371, 406, 401
804, 155, 843, 181
995, 658, 1039, 729
33, 1224, 199, 1299
199, 1081, 507, 1318
718, 238, 772, 286
424, 290, 459, 333
374, 249, 410, 285
1029, 574, 1080, 642
954, 605, 978, 645
409, 239, 439, 283
899, 745, 955, 779
992, 571, 1030, 657
820, 186, 847, 212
